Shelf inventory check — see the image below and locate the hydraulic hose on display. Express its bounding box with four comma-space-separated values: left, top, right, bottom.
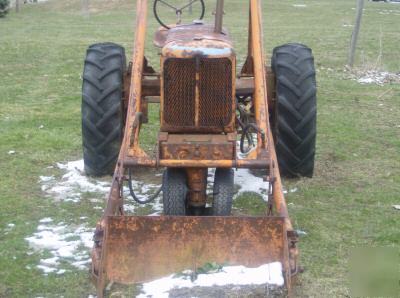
240, 123, 265, 153
127, 168, 163, 204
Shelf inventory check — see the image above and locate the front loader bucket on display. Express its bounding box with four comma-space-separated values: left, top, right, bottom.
93, 215, 291, 294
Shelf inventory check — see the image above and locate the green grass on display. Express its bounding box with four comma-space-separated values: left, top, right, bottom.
0, 0, 399, 296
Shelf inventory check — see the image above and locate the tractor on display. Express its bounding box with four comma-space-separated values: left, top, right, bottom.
81, 0, 317, 296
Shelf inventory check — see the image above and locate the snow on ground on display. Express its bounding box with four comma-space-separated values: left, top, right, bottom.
40, 160, 109, 203
138, 262, 284, 298
356, 70, 400, 85
39, 160, 163, 213
379, 9, 400, 16
293, 4, 306, 8
235, 169, 268, 200
40, 158, 271, 212
25, 218, 93, 274
343, 68, 400, 86
122, 177, 163, 214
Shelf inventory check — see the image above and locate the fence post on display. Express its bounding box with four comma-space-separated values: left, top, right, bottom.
348, 0, 364, 67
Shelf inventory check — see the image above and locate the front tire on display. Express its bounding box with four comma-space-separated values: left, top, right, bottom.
82, 43, 126, 176
272, 43, 317, 178
163, 168, 188, 215
212, 168, 234, 215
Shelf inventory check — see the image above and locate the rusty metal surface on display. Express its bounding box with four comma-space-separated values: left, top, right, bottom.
155, 23, 232, 49
160, 134, 235, 161
102, 216, 289, 285
156, 24, 233, 58
141, 77, 254, 98
165, 24, 231, 45
186, 168, 207, 207
153, 26, 169, 48
161, 56, 235, 133
123, 157, 270, 168
214, 0, 225, 33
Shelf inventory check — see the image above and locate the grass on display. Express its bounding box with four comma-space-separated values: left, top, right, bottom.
0, 0, 399, 296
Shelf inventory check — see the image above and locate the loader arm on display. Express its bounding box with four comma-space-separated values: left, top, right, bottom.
90, 0, 299, 296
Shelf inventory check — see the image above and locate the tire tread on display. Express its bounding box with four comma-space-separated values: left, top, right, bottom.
272, 43, 317, 178
82, 42, 126, 176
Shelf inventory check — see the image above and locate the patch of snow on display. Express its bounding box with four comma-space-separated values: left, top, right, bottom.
25, 218, 94, 274
122, 179, 163, 214
379, 9, 400, 16
40, 160, 110, 203
206, 166, 269, 202
8, 150, 15, 155
39, 153, 275, 215
7, 223, 15, 228
393, 205, 400, 210
293, 4, 306, 8
289, 188, 298, 193
39, 125, 44, 129
40, 160, 164, 214
296, 230, 308, 236
355, 70, 400, 85
37, 264, 57, 274
138, 262, 284, 298
39, 176, 54, 182
39, 217, 53, 223
235, 169, 268, 201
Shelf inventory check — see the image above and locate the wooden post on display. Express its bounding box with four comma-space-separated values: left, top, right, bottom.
82, 0, 89, 17
348, 0, 364, 67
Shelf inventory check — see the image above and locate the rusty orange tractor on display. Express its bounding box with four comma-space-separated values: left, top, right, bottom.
81, 0, 317, 296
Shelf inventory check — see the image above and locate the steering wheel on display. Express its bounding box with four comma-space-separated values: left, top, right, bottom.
153, 0, 205, 29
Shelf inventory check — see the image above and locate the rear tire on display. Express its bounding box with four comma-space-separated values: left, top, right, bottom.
272, 43, 317, 178
212, 168, 234, 216
82, 43, 126, 176
163, 168, 187, 215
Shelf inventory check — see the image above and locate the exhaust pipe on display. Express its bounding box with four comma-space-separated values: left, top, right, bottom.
214, 0, 224, 33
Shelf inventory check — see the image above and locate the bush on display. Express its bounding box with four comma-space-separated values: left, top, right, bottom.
0, 0, 10, 18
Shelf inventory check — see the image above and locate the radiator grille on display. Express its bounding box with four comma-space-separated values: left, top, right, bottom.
163, 57, 233, 131
199, 58, 232, 127
163, 58, 196, 126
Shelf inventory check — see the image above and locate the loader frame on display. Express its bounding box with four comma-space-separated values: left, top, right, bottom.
91, 0, 299, 296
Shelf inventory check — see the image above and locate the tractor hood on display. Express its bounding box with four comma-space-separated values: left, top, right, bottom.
161, 24, 234, 59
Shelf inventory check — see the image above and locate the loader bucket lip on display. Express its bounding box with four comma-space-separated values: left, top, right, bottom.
95, 215, 291, 288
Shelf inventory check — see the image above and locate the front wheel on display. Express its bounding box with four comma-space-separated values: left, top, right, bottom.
163, 168, 188, 215
271, 43, 317, 178
212, 168, 234, 215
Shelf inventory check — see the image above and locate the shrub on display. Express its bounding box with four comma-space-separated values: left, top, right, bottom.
0, 0, 10, 18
